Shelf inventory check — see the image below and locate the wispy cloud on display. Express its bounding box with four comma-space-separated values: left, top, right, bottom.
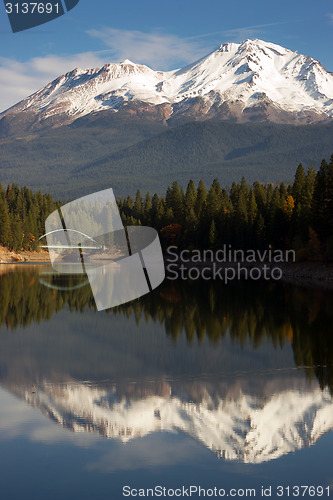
189, 20, 300, 43
0, 52, 105, 112
86, 27, 211, 70
86, 22, 298, 69
327, 13, 333, 24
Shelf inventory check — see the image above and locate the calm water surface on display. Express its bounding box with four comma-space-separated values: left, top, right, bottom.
0, 265, 333, 499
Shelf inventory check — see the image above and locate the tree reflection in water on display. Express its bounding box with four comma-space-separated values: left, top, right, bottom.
0, 265, 332, 393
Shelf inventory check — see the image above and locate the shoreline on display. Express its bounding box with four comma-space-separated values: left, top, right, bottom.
0, 246, 51, 264
164, 257, 333, 289
1, 246, 333, 289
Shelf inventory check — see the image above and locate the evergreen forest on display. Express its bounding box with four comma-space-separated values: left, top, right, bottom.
0, 155, 333, 260
118, 155, 333, 260
0, 184, 59, 252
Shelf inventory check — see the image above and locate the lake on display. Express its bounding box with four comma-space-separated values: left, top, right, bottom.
0, 265, 332, 499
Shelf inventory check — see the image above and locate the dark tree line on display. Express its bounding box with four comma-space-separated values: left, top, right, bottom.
0, 183, 59, 251
0, 155, 332, 258
118, 155, 333, 260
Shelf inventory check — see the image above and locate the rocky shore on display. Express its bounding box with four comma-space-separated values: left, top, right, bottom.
0, 246, 50, 264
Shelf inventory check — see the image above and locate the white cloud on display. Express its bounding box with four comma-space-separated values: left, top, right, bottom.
0, 51, 106, 113
328, 13, 333, 24
86, 27, 211, 70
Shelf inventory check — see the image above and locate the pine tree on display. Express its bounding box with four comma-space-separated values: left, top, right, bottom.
240, 177, 249, 197
206, 185, 221, 220
166, 182, 183, 221
194, 180, 207, 218
0, 197, 10, 247
126, 195, 134, 210
311, 159, 333, 240
212, 178, 222, 198
144, 192, 152, 224
151, 193, 160, 227
253, 181, 267, 213
230, 181, 239, 208
235, 191, 248, 223
156, 200, 166, 226
184, 180, 197, 215
292, 163, 306, 204
133, 189, 143, 219
10, 212, 23, 251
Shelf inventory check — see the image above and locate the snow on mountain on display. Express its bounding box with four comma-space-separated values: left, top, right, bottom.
2, 39, 333, 127
19, 381, 333, 464
8, 60, 167, 118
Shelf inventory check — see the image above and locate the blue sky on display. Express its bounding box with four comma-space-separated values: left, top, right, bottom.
0, 0, 333, 111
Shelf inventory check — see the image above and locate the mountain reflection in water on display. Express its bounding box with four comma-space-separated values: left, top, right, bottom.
0, 264, 333, 465
12, 378, 333, 464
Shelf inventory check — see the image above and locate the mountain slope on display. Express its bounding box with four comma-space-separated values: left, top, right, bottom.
74, 121, 333, 195
1, 120, 332, 198
1, 39, 333, 132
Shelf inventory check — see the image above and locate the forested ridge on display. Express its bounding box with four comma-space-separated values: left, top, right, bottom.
1, 120, 333, 199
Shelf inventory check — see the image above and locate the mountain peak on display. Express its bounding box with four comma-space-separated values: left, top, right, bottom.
1, 39, 333, 128
121, 59, 135, 65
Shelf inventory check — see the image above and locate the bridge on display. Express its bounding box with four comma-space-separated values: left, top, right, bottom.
39, 229, 103, 250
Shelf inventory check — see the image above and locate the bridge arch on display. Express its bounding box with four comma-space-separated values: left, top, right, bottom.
39, 229, 102, 250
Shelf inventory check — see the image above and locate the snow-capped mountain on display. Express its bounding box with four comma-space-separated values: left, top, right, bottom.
17, 380, 333, 464
1, 39, 333, 128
